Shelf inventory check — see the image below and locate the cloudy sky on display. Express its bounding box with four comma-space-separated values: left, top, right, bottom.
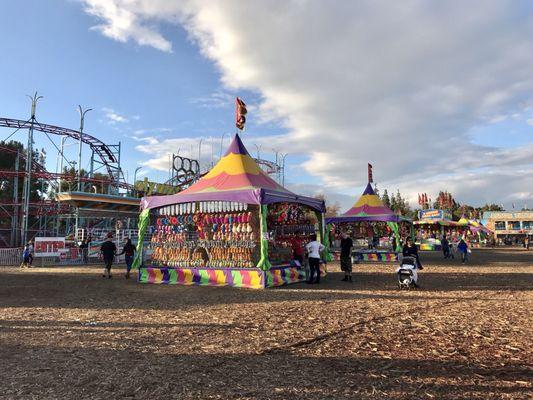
1, 0, 532, 210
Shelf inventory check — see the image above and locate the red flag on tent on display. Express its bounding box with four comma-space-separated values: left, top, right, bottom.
235, 97, 247, 130
418, 193, 422, 205
367, 163, 373, 183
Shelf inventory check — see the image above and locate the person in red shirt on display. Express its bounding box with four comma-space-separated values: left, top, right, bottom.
290, 232, 304, 265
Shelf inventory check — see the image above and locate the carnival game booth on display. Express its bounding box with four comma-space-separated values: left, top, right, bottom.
132, 135, 325, 289
326, 183, 410, 263
414, 211, 493, 250
414, 209, 463, 250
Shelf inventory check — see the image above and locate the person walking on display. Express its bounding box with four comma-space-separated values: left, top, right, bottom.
21, 244, 31, 268
457, 238, 468, 264
305, 234, 325, 284
402, 238, 423, 270
79, 239, 89, 264
119, 238, 136, 279
524, 236, 530, 250
100, 233, 117, 278
441, 235, 453, 259
340, 232, 353, 282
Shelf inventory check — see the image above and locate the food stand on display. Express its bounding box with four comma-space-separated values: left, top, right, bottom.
326, 183, 411, 263
132, 134, 325, 289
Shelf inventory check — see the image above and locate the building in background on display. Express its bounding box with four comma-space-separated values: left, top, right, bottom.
483, 211, 533, 243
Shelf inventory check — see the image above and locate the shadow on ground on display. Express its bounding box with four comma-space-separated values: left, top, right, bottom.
1, 343, 530, 400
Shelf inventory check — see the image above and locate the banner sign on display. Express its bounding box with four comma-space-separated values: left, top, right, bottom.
34, 237, 66, 257
418, 209, 451, 221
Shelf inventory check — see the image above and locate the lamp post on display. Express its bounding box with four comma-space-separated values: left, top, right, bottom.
219, 133, 229, 158
77, 106, 92, 192
280, 153, 288, 186
254, 143, 262, 159
198, 138, 203, 168
21, 92, 43, 247
133, 166, 143, 193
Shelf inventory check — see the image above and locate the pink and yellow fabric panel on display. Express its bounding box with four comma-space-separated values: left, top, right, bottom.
138, 267, 264, 289
179, 135, 289, 195
265, 266, 306, 287
355, 252, 398, 262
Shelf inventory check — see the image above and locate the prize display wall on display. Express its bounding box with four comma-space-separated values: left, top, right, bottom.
138, 200, 321, 289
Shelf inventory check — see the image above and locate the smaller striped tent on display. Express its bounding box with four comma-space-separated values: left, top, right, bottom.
327, 183, 407, 223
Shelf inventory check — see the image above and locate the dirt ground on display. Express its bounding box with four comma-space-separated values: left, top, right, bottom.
0, 249, 532, 400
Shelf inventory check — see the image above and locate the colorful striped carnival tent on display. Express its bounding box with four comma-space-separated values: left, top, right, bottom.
133, 134, 326, 289
140, 134, 324, 211
327, 183, 407, 223
326, 182, 411, 256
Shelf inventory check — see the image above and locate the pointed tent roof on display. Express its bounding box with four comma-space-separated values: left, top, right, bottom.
326, 183, 409, 223
141, 134, 325, 212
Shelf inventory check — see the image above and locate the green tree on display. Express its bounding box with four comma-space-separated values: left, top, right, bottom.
314, 193, 342, 218
381, 189, 391, 209
0, 140, 49, 236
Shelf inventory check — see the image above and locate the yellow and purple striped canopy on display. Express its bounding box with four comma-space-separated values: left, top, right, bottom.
180, 134, 289, 195
326, 183, 405, 223
141, 134, 325, 212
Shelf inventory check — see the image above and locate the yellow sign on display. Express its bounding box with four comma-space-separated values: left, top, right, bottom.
135, 178, 180, 196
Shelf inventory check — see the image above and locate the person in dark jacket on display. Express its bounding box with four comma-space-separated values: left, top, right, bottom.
402, 238, 423, 269
100, 233, 117, 278
457, 238, 468, 264
119, 238, 136, 279
441, 235, 453, 259
340, 232, 353, 282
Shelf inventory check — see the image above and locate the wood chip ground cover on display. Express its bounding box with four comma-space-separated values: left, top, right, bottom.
0, 249, 531, 399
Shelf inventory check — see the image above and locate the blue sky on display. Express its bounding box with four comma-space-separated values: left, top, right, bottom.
0, 0, 277, 182
0, 1, 532, 210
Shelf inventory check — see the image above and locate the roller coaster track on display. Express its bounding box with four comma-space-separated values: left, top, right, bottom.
0, 117, 124, 187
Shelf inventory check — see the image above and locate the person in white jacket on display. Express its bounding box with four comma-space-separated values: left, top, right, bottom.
305, 234, 325, 284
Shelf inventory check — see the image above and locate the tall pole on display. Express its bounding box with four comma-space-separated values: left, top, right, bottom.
58, 136, 67, 193
77, 106, 92, 192
210, 138, 214, 167
281, 153, 288, 186
21, 92, 43, 246
254, 143, 262, 159
198, 138, 203, 167
219, 133, 229, 159
11, 151, 20, 247
133, 166, 142, 186
89, 149, 94, 179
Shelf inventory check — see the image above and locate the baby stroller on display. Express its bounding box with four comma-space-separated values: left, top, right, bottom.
396, 256, 419, 289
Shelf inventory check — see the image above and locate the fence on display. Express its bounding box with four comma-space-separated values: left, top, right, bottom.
0, 248, 22, 266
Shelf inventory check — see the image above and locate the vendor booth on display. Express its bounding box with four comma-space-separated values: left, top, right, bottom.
326, 183, 411, 263
414, 211, 492, 250
132, 134, 326, 289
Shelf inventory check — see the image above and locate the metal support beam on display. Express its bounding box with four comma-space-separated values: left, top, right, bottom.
21, 92, 43, 246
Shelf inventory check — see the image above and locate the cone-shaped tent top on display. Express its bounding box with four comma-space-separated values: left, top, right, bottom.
141, 134, 325, 212
180, 134, 289, 195
326, 183, 406, 223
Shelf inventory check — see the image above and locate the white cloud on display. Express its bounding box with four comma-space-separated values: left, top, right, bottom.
102, 107, 129, 124
82, 0, 173, 52
526, 118, 533, 126
82, 1, 533, 207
